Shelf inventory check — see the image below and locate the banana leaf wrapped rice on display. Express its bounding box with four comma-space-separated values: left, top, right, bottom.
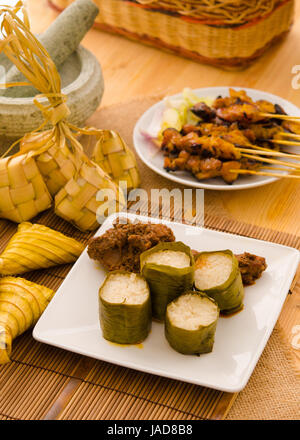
165, 291, 219, 355
99, 271, 151, 344
194, 250, 244, 314
140, 242, 194, 321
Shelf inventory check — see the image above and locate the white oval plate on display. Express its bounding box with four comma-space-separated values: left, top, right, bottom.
133, 87, 300, 190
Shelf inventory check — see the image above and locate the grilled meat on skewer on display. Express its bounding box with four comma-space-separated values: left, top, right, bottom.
282, 120, 300, 135
190, 102, 216, 121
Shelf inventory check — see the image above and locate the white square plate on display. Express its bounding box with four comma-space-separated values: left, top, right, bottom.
33, 213, 299, 392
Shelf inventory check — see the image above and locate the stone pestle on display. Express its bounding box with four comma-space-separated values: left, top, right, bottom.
1, 0, 99, 98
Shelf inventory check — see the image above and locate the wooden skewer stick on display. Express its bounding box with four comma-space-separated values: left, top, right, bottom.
259, 113, 300, 122
229, 169, 300, 179
280, 132, 300, 140
244, 143, 299, 155
267, 139, 300, 147
244, 144, 276, 152
241, 153, 300, 169
239, 148, 300, 160
261, 166, 300, 173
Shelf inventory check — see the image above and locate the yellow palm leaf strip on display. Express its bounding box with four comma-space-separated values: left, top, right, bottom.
0, 277, 54, 313
0, 222, 85, 276
0, 323, 12, 364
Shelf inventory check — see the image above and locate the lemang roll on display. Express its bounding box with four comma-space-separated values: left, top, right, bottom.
194, 250, 244, 314
99, 271, 151, 344
140, 241, 194, 321
165, 291, 219, 355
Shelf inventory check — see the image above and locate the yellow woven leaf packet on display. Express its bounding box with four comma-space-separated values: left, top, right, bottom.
0, 277, 54, 364
0, 222, 85, 276
0, 3, 125, 231
92, 130, 141, 192
20, 129, 78, 197
0, 154, 52, 223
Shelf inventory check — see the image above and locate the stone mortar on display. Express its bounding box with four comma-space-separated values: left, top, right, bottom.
0, 45, 104, 154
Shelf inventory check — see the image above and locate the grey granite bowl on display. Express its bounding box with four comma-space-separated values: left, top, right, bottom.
0, 45, 104, 153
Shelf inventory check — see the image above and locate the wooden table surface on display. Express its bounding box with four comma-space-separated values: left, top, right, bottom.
28, 0, 300, 236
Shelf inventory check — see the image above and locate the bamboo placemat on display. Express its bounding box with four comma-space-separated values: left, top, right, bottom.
0, 97, 299, 420
0, 207, 299, 420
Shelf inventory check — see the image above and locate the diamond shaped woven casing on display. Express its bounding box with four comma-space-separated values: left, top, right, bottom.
35, 143, 78, 197
20, 131, 78, 197
54, 160, 125, 231
0, 154, 52, 223
92, 130, 141, 192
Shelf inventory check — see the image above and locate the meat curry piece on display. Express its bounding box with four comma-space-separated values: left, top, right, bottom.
192, 250, 267, 286
235, 252, 267, 285
87, 221, 175, 273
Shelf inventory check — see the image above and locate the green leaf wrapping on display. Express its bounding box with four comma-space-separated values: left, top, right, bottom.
140, 242, 195, 321
165, 291, 219, 355
194, 250, 244, 314
99, 272, 152, 344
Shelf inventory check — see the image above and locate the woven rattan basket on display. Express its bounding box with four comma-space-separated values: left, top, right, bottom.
49, 0, 294, 68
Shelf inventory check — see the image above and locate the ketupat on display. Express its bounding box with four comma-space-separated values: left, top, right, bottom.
54, 151, 125, 231
0, 154, 52, 223
20, 128, 78, 197
92, 130, 141, 192
0, 277, 55, 364
0, 3, 125, 230
0, 222, 85, 276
